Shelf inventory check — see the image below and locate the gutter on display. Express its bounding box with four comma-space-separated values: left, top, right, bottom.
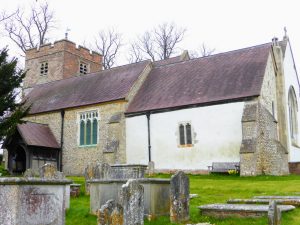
146, 112, 151, 162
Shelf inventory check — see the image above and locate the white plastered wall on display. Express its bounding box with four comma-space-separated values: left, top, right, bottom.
126, 102, 244, 170
283, 42, 300, 161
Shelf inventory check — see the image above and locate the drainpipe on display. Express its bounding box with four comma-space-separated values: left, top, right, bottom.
146, 112, 151, 162
60, 109, 65, 172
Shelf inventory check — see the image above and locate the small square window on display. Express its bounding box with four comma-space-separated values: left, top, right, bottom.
80, 62, 88, 75
40, 62, 48, 76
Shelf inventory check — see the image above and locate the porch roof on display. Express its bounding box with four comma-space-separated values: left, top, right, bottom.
17, 122, 60, 149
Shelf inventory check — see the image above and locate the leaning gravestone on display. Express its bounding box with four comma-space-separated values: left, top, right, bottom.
268, 200, 281, 225
121, 179, 144, 225
170, 171, 190, 223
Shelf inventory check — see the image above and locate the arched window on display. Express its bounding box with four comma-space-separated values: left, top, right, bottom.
86, 120, 91, 145
288, 87, 298, 144
186, 123, 192, 144
178, 122, 193, 147
179, 124, 185, 145
92, 118, 98, 145
79, 111, 99, 146
80, 120, 85, 145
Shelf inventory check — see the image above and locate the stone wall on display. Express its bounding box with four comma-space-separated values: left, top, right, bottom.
62, 102, 127, 175
23, 101, 127, 176
240, 100, 289, 176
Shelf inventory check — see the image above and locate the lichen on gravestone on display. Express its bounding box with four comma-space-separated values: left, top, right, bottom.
170, 170, 190, 223
97, 199, 123, 225
39, 163, 65, 179
94, 163, 112, 180
121, 179, 144, 225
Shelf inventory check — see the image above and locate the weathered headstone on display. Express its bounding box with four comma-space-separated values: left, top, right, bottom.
170, 171, 190, 223
121, 179, 144, 225
97, 199, 123, 225
84, 162, 112, 195
111, 206, 123, 225
94, 163, 112, 180
40, 163, 57, 178
40, 163, 65, 179
147, 161, 155, 176
268, 200, 281, 225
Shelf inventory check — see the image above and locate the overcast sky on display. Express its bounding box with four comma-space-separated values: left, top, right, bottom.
1, 0, 300, 69
0, 0, 299, 154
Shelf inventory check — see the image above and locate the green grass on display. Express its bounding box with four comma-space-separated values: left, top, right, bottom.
0, 164, 10, 176
66, 174, 300, 225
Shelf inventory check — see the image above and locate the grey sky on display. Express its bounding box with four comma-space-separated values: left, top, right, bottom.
1, 0, 299, 68
0, 0, 299, 154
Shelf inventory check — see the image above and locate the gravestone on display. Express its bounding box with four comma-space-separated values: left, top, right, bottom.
121, 179, 144, 225
170, 171, 190, 223
84, 163, 112, 195
40, 163, 65, 179
268, 201, 281, 225
147, 161, 155, 176
84, 162, 97, 195
97, 199, 123, 225
94, 163, 112, 180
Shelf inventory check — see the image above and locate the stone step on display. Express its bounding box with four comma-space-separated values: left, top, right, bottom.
198, 203, 295, 218
227, 198, 300, 206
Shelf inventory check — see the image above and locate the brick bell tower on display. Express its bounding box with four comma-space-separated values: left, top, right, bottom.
23, 39, 102, 95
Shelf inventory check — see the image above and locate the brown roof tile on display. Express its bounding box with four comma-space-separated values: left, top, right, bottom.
17, 122, 60, 148
26, 60, 150, 114
126, 43, 272, 114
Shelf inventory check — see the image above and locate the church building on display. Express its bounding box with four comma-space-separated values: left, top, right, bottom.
3, 35, 300, 176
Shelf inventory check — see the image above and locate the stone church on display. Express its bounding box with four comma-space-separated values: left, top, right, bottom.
3, 34, 300, 176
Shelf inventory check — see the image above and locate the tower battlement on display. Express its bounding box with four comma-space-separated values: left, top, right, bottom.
24, 39, 102, 91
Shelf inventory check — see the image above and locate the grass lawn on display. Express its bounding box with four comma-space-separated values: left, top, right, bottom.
66, 174, 300, 225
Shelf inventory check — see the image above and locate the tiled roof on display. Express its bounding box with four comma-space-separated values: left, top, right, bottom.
17, 122, 60, 148
26, 60, 150, 114
126, 43, 272, 114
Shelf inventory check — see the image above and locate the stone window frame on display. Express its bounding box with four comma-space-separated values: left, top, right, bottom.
79, 61, 89, 75
40, 61, 48, 76
177, 121, 194, 148
288, 86, 299, 147
78, 110, 99, 147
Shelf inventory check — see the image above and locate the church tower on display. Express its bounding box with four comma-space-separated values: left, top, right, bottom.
23, 39, 102, 95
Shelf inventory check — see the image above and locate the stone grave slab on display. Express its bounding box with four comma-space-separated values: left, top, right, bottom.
254, 196, 300, 199
198, 203, 295, 218
228, 198, 300, 206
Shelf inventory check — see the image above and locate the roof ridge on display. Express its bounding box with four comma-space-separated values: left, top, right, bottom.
154, 42, 272, 68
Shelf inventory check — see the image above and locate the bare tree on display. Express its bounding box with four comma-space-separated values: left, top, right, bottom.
0, 10, 16, 23
128, 43, 144, 63
130, 22, 186, 62
190, 43, 215, 58
94, 29, 122, 69
3, 2, 55, 54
